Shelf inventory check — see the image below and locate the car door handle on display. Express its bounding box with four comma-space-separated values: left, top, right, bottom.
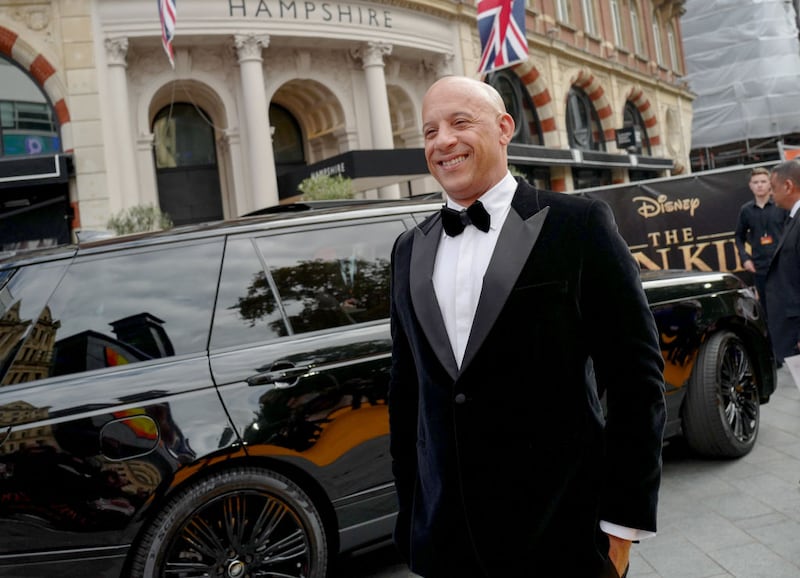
246, 364, 313, 388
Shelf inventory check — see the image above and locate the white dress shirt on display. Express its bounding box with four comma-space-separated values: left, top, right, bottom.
432, 172, 516, 368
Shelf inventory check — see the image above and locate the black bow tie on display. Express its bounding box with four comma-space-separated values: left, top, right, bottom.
441, 201, 491, 236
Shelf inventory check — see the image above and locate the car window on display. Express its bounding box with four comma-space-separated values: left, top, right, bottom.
0, 260, 70, 384
1, 240, 224, 384
257, 220, 403, 335
210, 237, 287, 350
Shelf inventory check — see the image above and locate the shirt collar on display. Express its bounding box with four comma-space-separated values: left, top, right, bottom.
445, 172, 517, 231
791, 199, 800, 218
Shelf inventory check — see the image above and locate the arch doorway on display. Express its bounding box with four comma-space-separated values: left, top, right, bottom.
152, 103, 223, 225
0, 56, 68, 250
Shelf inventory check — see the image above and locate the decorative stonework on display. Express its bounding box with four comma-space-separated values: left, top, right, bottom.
104, 37, 128, 67
193, 47, 225, 75
513, 59, 558, 145
234, 34, 270, 62
7, 5, 51, 32
422, 52, 454, 78
295, 50, 312, 73
128, 47, 170, 83
351, 42, 392, 68
217, 128, 241, 151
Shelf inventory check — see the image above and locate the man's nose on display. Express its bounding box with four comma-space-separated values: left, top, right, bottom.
432, 126, 457, 148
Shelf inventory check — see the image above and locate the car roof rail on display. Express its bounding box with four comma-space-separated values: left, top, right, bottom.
244, 196, 441, 217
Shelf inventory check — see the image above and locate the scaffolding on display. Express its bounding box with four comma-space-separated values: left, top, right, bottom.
682, 0, 800, 151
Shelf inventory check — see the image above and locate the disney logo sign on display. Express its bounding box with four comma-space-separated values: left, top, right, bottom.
633, 194, 700, 218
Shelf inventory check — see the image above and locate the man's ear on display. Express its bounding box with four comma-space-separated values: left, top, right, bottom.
498, 112, 515, 144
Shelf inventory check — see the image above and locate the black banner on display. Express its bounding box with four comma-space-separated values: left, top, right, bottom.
578, 165, 767, 278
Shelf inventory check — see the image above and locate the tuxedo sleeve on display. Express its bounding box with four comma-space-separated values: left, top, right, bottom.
387, 231, 419, 561
580, 199, 667, 533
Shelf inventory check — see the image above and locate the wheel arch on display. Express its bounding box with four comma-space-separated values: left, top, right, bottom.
122, 451, 341, 575
700, 315, 776, 403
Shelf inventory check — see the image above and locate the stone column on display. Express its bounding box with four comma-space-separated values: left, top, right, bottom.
104, 37, 141, 207
352, 41, 400, 198
234, 34, 278, 212
136, 131, 159, 206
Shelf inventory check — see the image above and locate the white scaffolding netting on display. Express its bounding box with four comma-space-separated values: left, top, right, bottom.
682, 0, 800, 148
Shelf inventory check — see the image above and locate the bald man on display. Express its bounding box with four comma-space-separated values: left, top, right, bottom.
388, 76, 666, 577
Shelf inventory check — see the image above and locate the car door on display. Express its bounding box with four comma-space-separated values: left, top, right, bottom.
210, 214, 408, 552
0, 239, 231, 575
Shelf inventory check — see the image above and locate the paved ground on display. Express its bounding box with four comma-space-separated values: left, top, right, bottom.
338, 365, 800, 578
632, 365, 800, 578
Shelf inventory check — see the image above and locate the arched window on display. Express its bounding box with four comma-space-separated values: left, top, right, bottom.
152, 103, 223, 225
0, 57, 60, 158
486, 70, 543, 146
611, 0, 625, 48
567, 87, 605, 152
153, 103, 216, 169
582, 0, 597, 36
667, 22, 681, 73
556, 0, 571, 24
624, 100, 652, 156
270, 103, 305, 174
652, 12, 664, 66
630, 1, 645, 56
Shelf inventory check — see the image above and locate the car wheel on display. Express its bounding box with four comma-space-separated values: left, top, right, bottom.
682, 330, 760, 458
129, 467, 328, 578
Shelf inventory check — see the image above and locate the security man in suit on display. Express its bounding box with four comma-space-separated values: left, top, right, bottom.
766, 160, 800, 365
388, 76, 667, 578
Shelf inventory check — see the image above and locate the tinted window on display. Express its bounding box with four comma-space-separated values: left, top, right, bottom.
1, 241, 223, 384
211, 237, 286, 349
258, 221, 402, 336
0, 260, 69, 385
209, 221, 403, 349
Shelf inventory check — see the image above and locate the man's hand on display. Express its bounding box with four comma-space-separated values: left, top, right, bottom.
607, 534, 632, 577
744, 259, 756, 273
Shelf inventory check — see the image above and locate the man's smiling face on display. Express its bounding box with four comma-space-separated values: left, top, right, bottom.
421, 77, 514, 206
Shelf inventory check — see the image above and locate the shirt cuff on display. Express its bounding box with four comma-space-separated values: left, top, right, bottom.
600, 520, 656, 541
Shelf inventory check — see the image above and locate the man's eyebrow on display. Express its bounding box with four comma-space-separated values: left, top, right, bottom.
422, 110, 478, 128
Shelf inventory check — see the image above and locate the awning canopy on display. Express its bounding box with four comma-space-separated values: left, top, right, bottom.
277, 149, 429, 199
277, 146, 674, 199
0, 153, 73, 190
507, 144, 674, 171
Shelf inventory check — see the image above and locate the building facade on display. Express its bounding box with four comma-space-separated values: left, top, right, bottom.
0, 0, 692, 248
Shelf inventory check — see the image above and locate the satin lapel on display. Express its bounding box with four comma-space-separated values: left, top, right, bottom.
460, 206, 550, 374
409, 221, 460, 380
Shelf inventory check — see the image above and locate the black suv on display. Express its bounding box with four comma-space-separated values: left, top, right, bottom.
0, 199, 775, 578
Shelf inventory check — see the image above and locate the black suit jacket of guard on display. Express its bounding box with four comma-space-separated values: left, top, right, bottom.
388, 179, 667, 577
766, 214, 800, 361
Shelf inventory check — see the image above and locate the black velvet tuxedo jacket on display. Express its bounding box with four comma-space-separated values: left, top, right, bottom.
766, 213, 800, 362
388, 180, 666, 577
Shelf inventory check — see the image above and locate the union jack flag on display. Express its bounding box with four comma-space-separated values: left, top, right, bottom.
158, 0, 176, 68
477, 0, 528, 76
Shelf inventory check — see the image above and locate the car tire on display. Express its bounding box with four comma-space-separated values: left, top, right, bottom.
129, 467, 328, 578
682, 330, 760, 458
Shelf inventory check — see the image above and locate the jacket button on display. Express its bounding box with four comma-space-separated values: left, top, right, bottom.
454, 393, 466, 404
